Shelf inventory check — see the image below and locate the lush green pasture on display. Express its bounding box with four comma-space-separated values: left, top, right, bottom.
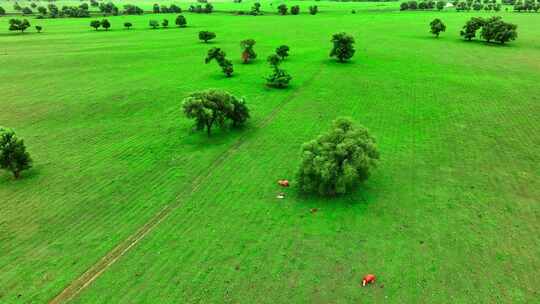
1, 2, 539, 303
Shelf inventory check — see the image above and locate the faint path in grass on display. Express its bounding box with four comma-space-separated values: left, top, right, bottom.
48, 64, 324, 304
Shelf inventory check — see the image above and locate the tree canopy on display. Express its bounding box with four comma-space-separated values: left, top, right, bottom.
330, 32, 355, 62
297, 118, 379, 196
0, 127, 32, 179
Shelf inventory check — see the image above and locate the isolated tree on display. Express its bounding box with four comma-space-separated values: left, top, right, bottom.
182, 90, 249, 136
35, 25, 42, 33
430, 18, 446, 37
436, 0, 446, 10
266, 54, 292, 88
460, 17, 485, 41
175, 15, 187, 27
162, 19, 169, 28
240, 39, 257, 63
297, 118, 379, 196
291, 5, 300, 14
276, 45, 290, 59
153, 3, 160, 13
37, 6, 47, 15
8, 19, 31, 33
205, 47, 234, 77
278, 4, 288, 15
250, 2, 262, 15
22, 7, 32, 15
0, 127, 32, 179
199, 31, 216, 43
400, 2, 409, 10
90, 20, 101, 31
0, 7, 5, 16
481, 16, 517, 44
101, 19, 111, 31
330, 32, 355, 62
124, 22, 132, 30
309, 5, 318, 14
149, 20, 159, 29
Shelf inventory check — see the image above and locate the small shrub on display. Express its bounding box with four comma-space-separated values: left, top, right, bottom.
199, 31, 216, 43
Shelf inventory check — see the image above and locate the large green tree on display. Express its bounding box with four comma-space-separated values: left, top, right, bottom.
8, 19, 31, 33
330, 32, 355, 62
430, 18, 446, 37
182, 90, 250, 136
297, 118, 379, 196
240, 39, 257, 63
0, 127, 32, 179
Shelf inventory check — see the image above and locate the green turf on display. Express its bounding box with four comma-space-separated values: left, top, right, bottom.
1, 1, 539, 303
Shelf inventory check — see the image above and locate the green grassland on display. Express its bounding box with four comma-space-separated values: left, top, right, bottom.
1, 1, 539, 303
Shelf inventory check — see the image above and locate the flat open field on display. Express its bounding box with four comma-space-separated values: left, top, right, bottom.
1, 1, 539, 303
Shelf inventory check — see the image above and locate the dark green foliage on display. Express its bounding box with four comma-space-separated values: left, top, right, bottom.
481, 16, 518, 44
153, 3, 160, 13
182, 89, 249, 136
99, 2, 118, 15
35, 25, 42, 33
101, 19, 111, 31
276, 45, 290, 59
0, 7, 5, 15
169, 4, 182, 13
460, 17, 485, 40
291, 5, 300, 15
205, 47, 234, 77
0, 127, 32, 179
436, 0, 446, 10
240, 39, 257, 63
204, 3, 214, 13
266, 54, 292, 88
309, 5, 318, 14
14, 3, 22, 11
408, 0, 418, 9
199, 31, 216, 43
124, 22, 132, 30
37, 6, 47, 15
250, 2, 262, 15
330, 32, 355, 62
297, 118, 379, 196
400, 2, 409, 10
430, 18, 446, 37
176, 15, 187, 27
162, 19, 169, 28
22, 7, 33, 15
48, 4, 59, 18
61, 6, 90, 18
123, 4, 144, 15
9, 19, 31, 33
149, 20, 159, 29
90, 20, 101, 30
473, 2, 483, 10
278, 4, 288, 15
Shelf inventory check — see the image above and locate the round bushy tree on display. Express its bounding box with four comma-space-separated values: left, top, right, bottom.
199, 31, 216, 43
8, 19, 31, 33
290, 5, 300, 15
182, 90, 249, 136
0, 127, 32, 179
481, 16, 518, 44
277, 4, 287, 15
309, 5, 318, 14
149, 20, 159, 29
35, 25, 42, 33
162, 19, 169, 28
101, 19, 111, 31
124, 22, 132, 30
0, 7, 6, 15
90, 20, 101, 30
430, 18, 446, 37
297, 118, 379, 196
330, 32, 355, 62
460, 17, 485, 41
176, 15, 187, 27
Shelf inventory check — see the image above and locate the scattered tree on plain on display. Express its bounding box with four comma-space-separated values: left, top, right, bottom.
0, 7, 5, 16
22, 7, 33, 15
480, 16, 518, 44
162, 19, 169, 28
35, 25, 42, 33
8, 19, 31, 33
266, 54, 292, 88
276, 45, 290, 59
278, 4, 288, 15
0, 127, 32, 179
176, 15, 187, 27
430, 18, 446, 37
149, 20, 159, 29
330, 32, 355, 62
460, 17, 485, 41
309, 5, 319, 15
251, 2, 262, 15
101, 19, 111, 31
205, 47, 234, 77
182, 89, 249, 136
297, 118, 379, 196
240, 39, 257, 63
199, 31, 216, 43
291, 5, 300, 15
124, 22, 132, 30
90, 20, 101, 30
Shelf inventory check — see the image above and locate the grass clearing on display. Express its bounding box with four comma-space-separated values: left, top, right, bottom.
1, 2, 539, 303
